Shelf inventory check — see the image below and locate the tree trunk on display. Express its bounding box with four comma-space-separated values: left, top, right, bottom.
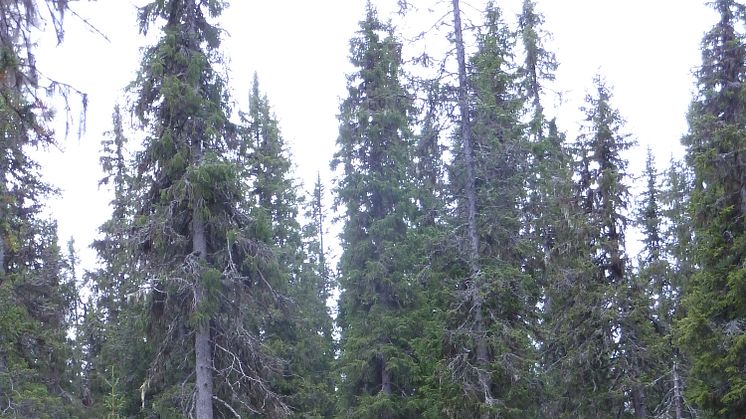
451, 0, 478, 276
0, 176, 5, 277
451, 0, 494, 413
192, 125, 213, 417
0, 204, 4, 276
181, 0, 213, 415
193, 204, 213, 418
631, 384, 647, 419
673, 359, 683, 419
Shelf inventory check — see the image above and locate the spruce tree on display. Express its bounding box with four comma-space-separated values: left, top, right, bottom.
0, 1, 82, 416
331, 5, 423, 417
659, 159, 695, 418
634, 150, 696, 417
518, 0, 557, 138
533, 121, 586, 417
679, 0, 746, 415
445, 4, 538, 416
547, 78, 637, 417
83, 105, 152, 417
239, 76, 335, 417
128, 1, 288, 416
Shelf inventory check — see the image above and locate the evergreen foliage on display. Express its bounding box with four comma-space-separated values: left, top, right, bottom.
331, 5, 424, 417
0, 1, 83, 417
123, 1, 290, 416
679, 0, 746, 416
444, 4, 538, 416
545, 78, 640, 417
240, 76, 335, 417
7, 1, 746, 417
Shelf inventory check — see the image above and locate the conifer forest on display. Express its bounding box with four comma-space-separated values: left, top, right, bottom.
3, 0, 746, 417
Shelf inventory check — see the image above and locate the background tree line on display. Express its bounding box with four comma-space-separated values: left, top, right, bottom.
0, 0, 744, 418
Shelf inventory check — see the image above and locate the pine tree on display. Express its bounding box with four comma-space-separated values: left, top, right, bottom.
128, 1, 288, 416
331, 5, 423, 417
679, 0, 746, 415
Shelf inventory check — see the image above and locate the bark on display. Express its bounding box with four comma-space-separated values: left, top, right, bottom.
631, 385, 647, 419
180, 0, 213, 415
673, 359, 683, 419
451, 0, 478, 276
0, 160, 5, 293
0, 202, 4, 276
192, 124, 213, 418
381, 358, 392, 396
738, 150, 746, 218
193, 196, 213, 418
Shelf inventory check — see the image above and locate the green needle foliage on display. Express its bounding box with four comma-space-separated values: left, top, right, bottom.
0, 1, 83, 417
331, 5, 425, 417
679, 0, 746, 416
240, 75, 335, 418
443, 3, 539, 416
122, 1, 290, 416
7, 1, 746, 417
546, 78, 637, 417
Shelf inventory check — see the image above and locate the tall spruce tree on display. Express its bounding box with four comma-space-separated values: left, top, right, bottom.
83, 105, 152, 417
239, 76, 335, 417
635, 150, 694, 417
128, 1, 288, 416
679, 0, 746, 415
659, 158, 695, 418
518, 0, 557, 139
444, 4, 538, 416
331, 5, 423, 417
533, 120, 586, 417
547, 78, 637, 417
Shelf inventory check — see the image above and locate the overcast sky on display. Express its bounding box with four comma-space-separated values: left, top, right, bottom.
34, 0, 715, 270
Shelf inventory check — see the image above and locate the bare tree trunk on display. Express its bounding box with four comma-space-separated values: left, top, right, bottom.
0, 203, 4, 276
193, 199, 213, 418
451, 0, 494, 414
673, 359, 683, 419
0, 165, 5, 276
451, 0, 478, 276
632, 384, 647, 419
192, 128, 213, 418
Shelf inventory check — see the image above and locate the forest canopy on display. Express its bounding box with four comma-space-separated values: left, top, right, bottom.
0, 0, 742, 418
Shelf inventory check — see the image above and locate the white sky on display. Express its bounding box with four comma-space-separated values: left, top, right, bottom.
33, 0, 715, 270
